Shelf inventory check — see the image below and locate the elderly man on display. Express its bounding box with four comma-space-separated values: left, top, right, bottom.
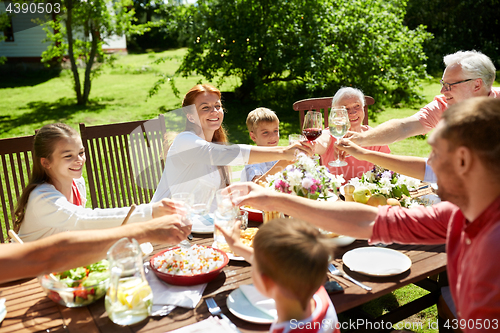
227, 97, 500, 327
347, 50, 499, 146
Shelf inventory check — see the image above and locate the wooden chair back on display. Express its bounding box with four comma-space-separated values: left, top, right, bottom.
79, 115, 167, 209
0, 135, 35, 243
293, 96, 375, 128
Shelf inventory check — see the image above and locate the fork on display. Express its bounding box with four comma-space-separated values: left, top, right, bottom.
206, 297, 242, 333
328, 263, 372, 291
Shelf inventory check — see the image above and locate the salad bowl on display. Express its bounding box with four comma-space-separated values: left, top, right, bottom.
38, 259, 109, 307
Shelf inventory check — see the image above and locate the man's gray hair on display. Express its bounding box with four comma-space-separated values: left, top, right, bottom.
332, 87, 365, 108
443, 50, 496, 89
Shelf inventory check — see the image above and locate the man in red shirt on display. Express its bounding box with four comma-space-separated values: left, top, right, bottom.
228, 97, 500, 330
346, 50, 499, 146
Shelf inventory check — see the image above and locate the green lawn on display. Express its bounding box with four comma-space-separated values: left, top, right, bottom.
0, 48, 478, 332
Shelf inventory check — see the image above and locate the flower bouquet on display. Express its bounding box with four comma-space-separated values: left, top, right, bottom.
346, 165, 423, 207
265, 153, 344, 200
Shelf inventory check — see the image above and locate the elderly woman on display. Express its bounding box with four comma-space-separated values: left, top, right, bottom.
315, 87, 390, 182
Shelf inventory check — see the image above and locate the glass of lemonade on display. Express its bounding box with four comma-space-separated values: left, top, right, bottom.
105, 238, 153, 326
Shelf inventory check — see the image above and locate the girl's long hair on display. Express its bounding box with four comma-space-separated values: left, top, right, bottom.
14, 123, 79, 232
181, 84, 231, 186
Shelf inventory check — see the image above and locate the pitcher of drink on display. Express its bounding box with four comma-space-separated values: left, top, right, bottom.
105, 238, 153, 326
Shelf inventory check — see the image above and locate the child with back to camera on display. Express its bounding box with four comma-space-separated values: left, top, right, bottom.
216, 218, 340, 333
243, 108, 294, 183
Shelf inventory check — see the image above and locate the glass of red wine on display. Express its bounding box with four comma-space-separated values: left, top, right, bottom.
302, 111, 323, 160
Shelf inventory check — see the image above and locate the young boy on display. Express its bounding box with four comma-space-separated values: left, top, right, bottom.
243, 108, 290, 183
217, 218, 340, 333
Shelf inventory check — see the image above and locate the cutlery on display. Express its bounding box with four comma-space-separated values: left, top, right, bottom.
206, 297, 242, 333
328, 263, 372, 291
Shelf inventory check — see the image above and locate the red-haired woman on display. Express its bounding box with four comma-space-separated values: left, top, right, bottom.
152, 84, 311, 211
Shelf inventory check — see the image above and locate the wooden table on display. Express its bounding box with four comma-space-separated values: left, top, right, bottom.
0, 234, 447, 333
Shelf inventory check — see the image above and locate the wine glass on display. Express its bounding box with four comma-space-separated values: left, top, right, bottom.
302, 111, 323, 160
328, 106, 350, 167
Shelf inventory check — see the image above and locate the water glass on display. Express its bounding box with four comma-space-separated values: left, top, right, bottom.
215, 189, 241, 215
213, 209, 236, 247
288, 134, 305, 145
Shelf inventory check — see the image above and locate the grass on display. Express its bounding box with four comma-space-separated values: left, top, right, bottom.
0, 48, 476, 332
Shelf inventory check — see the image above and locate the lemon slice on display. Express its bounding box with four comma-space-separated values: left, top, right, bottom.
117, 280, 152, 309
130, 286, 153, 308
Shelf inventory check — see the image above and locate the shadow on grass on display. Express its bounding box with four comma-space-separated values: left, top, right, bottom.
0, 97, 108, 135
0, 68, 62, 89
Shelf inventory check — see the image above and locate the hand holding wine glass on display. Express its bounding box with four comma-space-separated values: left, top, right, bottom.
328, 107, 350, 167
302, 111, 323, 160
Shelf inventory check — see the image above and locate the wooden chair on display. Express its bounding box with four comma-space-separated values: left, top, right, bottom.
79, 115, 167, 209
0, 135, 35, 243
293, 96, 375, 128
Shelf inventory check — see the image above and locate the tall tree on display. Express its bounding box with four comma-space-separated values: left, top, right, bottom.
168, 0, 431, 110
405, 0, 500, 74
42, 0, 135, 105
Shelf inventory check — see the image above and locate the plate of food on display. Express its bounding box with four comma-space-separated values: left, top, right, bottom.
150, 245, 229, 286
342, 247, 412, 276
212, 227, 259, 261
320, 230, 356, 247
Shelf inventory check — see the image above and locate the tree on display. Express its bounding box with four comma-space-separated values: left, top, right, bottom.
41, 0, 135, 105
169, 0, 431, 110
0, 12, 10, 65
405, 0, 500, 75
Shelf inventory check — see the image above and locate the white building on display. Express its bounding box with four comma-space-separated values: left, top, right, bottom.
0, 3, 127, 64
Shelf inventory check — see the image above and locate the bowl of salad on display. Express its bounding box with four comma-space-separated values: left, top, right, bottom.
38, 259, 110, 307
150, 245, 229, 286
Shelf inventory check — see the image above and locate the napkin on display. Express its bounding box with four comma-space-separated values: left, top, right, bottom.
239, 284, 277, 319
169, 316, 237, 333
144, 263, 207, 310
191, 214, 215, 233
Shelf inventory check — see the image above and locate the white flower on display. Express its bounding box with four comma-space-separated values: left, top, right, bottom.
379, 177, 392, 188
364, 171, 375, 182
329, 174, 345, 188
379, 187, 391, 195
288, 169, 303, 187
302, 178, 314, 189
397, 175, 420, 190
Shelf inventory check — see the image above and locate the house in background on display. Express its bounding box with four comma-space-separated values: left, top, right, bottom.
0, 2, 127, 65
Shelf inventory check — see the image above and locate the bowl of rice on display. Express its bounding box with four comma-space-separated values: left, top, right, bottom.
150, 245, 229, 286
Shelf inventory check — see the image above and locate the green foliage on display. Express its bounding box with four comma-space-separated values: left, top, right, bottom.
170, 0, 432, 113
405, 0, 500, 75
0, 12, 9, 64
41, 0, 136, 105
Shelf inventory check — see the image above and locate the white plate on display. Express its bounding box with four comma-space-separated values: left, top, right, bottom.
190, 213, 215, 234
342, 247, 412, 276
212, 242, 245, 261
227, 288, 276, 324
0, 299, 6, 324
325, 235, 356, 247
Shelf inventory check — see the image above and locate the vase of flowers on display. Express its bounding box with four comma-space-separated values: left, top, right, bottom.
265, 154, 344, 200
